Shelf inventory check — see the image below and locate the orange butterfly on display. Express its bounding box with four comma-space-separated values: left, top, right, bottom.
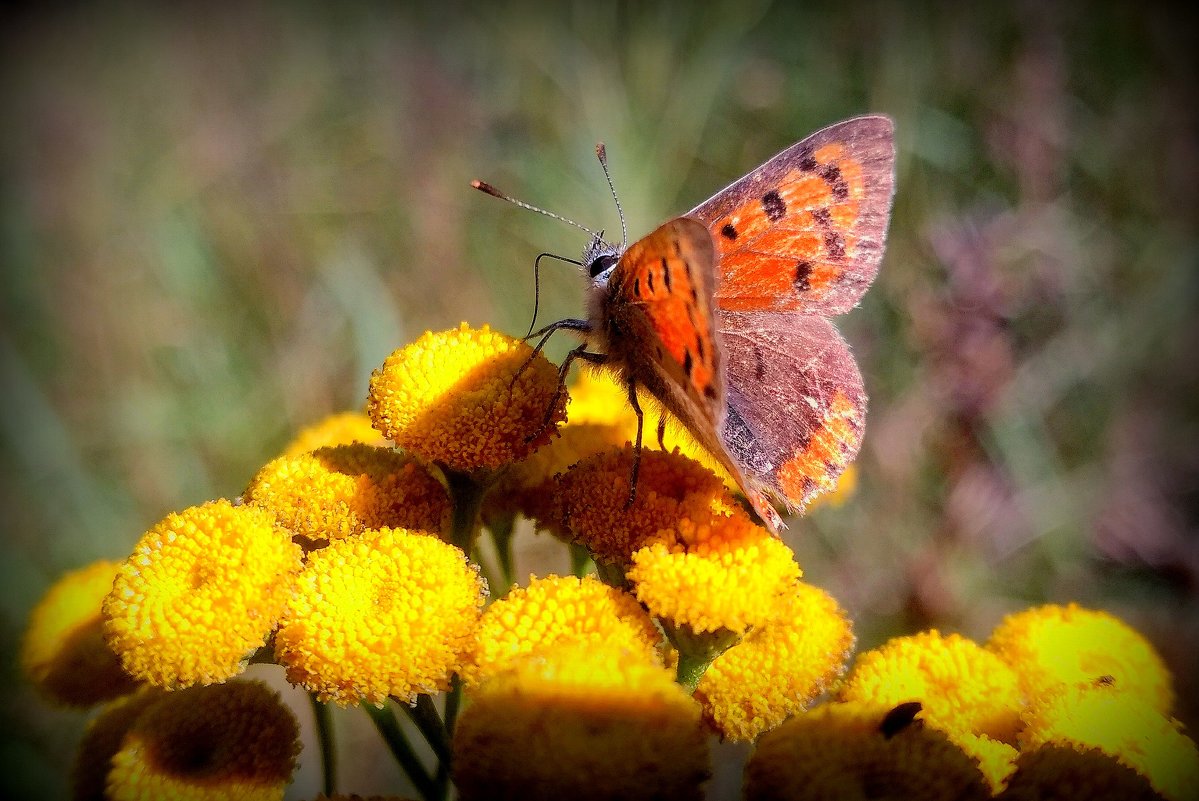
479, 116, 895, 532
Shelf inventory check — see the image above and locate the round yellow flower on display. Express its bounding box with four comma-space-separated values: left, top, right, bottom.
275, 526, 484, 705
483, 421, 631, 533
367, 323, 566, 471
837, 630, 1024, 743
105, 680, 300, 801
554, 446, 736, 564
72, 689, 163, 801
22, 560, 140, 707
244, 444, 450, 540
987, 603, 1173, 714
696, 581, 853, 741
745, 701, 991, 801
103, 501, 303, 689
626, 494, 801, 635
464, 574, 664, 687
281, 411, 385, 457
999, 743, 1161, 801
454, 643, 710, 801
1019, 685, 1199, 801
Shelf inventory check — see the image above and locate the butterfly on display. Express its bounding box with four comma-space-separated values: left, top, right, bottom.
477, 116, 895, 532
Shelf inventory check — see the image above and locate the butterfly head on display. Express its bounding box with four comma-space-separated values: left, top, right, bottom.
581, 232, 622, 289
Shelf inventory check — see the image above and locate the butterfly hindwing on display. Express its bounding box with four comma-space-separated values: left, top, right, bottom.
688, 116, 895, 316
717, 309, 866, 512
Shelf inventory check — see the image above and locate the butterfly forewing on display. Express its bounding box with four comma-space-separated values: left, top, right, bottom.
718, 311, 866, 512
688, 116, 895, 317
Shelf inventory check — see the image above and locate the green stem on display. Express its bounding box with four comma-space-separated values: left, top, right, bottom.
443, 467, 489, 553
489, 511, 517, 588
662, 622, 741, 693
363, 703, 437, 801
401, 694, 452, 764
593, 559, 627, 589
675, 650, 711, 694
436, 678, 463, 801
569, 543, 593, 578
309, 694, 336, 796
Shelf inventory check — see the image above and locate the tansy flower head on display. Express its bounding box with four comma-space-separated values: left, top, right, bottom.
281, 411, 385, 458
367, 324, 566, 471
626, 493, 801, 635
454, 644, 710, 801
696, 581, 854, 741
104, 680, 300, 801
72, 689, 163, 801
22, 560, 140, 707
1018, 684, 1199, 801
744, 701, 991, 801
463, 574, 664, 687
244, 444, 450, 541
949, 732, 1018, 795
275, 526, 485, 705
987, 603, 1173, 714
1000, 743, 1161, 801
483, 421, 631, 533
837, 630, 1024, 743
554, 446, 737, 564
103, 500, 303, 689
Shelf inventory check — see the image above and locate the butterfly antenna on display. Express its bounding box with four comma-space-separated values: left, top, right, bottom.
471, 180, 598, 238
595, 143, 627, 248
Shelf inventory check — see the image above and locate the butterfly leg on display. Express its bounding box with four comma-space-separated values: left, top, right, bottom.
624, 379, 644, 509
656, 414, 667, 451
526, 341, 607, 442
511, 318, 593, 388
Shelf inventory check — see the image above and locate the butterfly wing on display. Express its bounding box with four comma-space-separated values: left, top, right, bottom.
688, 115, 895, 316
719, 310, 866, 512
600, 217, 724, 429
599, 218, 772, 504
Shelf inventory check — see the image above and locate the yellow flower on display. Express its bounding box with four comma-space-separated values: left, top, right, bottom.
554, 446, 736, 565
483, 422, 630, 533
72, 689, 162, 801
454, 644, 710, 801
744, 701, 991, 801
21, 560, 140, 707
950, 732, 1018, 795
1000, 743, 1161, 801
275, 526, 485, 705
1018, 685, 1199, 801
837, 630, 1024, 744
281, 411, 385, 457
103, 501, 303, 689
105, 680, 299, 801
626, 494, 801, 635
244, 444, 450, 540
987, 603, 1173, 714
367, 324, 565, 471
695, 581, 853, 741
464, 574, 664, 687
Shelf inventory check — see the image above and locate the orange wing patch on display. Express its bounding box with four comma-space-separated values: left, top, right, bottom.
774, 390, 862, 506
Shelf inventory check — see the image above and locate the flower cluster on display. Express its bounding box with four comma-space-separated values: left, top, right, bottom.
22, 324, 1196, 800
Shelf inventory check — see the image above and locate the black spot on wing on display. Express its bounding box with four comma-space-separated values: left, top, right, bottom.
647, 267, 656, 294
762, 191, 786, 222
721, 223, 738, 240
696, 335, 706, 362
795, 260, 812, 291
633, 277, 642, 298
797, 145, 817, 172
824, 230, 846, 260
662, 259, 673, 292
812, 207, 832, 227
820, 163, 849, 201
704, 385, 717, 400
683, 350, 694, 378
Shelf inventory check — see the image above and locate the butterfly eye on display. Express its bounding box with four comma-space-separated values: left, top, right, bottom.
588, 254, 618, 278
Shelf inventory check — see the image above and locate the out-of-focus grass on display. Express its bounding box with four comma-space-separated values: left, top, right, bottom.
2, 3, 1195, 798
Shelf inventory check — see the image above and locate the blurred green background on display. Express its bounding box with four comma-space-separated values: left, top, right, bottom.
2, 2, 1196, 798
